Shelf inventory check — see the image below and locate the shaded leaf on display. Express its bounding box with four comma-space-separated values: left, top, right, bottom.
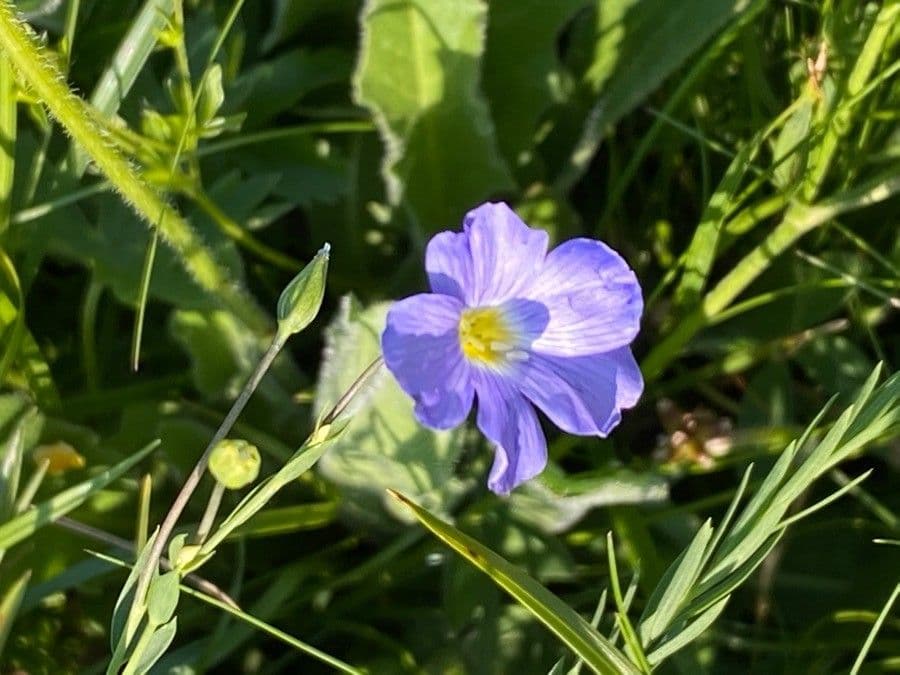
353, 0, 514, 232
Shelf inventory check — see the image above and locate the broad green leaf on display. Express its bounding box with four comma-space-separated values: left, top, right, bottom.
228, 48, 353, 128
315, 296, 467, 529
261, 0, 358, 52
0, 440, 158, 552
509, 466, 668, 534
586, 0, 751, 119
146, 571, 180, 626
353, 0, 514, 232
170, 309, 260, 399
390, 490, 640, 675
482, 0, 590, 165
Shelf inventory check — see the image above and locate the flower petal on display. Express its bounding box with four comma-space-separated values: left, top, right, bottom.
381, 293, 474, 429
425, 230, 473, 302
514, 347, 643, 436
465, 202, 548, 305
527, 238, 642, 356
472, 371, 547, 494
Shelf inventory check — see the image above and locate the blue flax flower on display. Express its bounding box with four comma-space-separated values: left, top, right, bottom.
381, 202, 643, 494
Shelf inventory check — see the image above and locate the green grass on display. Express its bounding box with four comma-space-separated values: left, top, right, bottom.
0, 0, 898, 673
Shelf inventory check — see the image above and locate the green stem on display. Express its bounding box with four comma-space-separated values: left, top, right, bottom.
129, 329, 288, 637
0, 1, 270, 333
194, 481, 225, 545
0, 49, 15, 234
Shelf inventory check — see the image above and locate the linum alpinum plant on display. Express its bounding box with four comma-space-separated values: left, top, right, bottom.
0, 0, 898, 673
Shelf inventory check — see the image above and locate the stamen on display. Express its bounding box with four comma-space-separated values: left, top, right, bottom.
458, 306, 524, 367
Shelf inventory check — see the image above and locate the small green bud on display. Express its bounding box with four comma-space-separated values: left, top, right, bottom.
208, 439, 260, 490
277, 244, 330, 337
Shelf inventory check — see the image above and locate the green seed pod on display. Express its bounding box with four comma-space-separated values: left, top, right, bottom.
277, 243, 330, 337
208, 439, 260, 490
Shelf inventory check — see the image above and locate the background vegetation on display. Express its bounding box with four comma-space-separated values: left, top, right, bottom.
0, 0, 898, 673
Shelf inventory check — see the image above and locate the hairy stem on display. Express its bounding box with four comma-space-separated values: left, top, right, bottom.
0, 1, 270, 333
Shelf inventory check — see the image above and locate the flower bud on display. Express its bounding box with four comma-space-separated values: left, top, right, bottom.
208, 439, 260, 490
277, 243, 330, 337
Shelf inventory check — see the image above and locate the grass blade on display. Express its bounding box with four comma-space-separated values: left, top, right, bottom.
850, 583, 900, 675
0, 440, 159, 551
70, 0, 175, 176
390, 490, 640, 675
0, 569, 30, 655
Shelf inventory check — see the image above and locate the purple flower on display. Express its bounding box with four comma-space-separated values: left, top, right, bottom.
381, 202, 643, 494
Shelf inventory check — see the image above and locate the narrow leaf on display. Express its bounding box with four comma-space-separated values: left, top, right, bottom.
389, 490, 640, 674
0, 569, 30, 655
639, 519, 713, 645
133, 618, 178, 675
0, 440, 159, 551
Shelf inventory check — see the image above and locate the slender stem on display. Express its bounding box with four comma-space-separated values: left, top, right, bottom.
321, 357, 384, 426
136, 473, 152, 551
194, 481, 225, 545
186, 186, 301, 271
120, 621, 155, 675
81, 279, 103, 390
55, 516, 239, 609
131, 331, 287, 621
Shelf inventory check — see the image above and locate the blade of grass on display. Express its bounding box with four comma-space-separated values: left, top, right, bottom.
389, 489, 640, 675
0, 247, 25, 391
850, 583, 900, 675
642, 170, 900, 381
0, 440, 158, 550
70, 0, 175, 176
0, 569, 30, 655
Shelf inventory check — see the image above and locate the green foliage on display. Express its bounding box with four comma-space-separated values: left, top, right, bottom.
0, 0, 898, 673
353, 0, 514, 232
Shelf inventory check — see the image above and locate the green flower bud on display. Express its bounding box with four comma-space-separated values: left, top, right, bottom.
208, 439, 260, 490
277, 243, 330, 337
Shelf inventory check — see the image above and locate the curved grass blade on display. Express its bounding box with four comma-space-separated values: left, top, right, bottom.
389, 489, 640, 675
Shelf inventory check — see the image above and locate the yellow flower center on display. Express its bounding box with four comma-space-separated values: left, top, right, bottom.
459, 306, 515, 366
